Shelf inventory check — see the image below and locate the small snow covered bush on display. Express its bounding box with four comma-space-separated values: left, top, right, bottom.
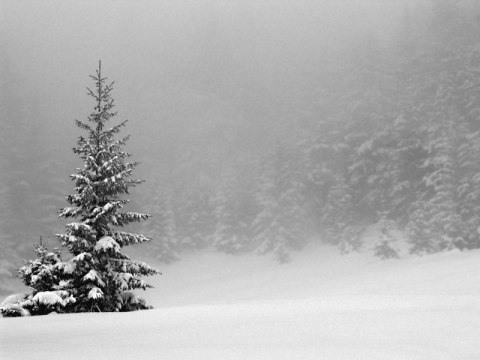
18, 241, 63, 293
1, 241, 76, 317
23, 291, 76, 316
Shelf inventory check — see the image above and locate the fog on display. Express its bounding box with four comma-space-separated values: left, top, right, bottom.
2, 0, 480, 262
2, 0, 412, 157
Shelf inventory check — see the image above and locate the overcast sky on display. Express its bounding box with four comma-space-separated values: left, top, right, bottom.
1, 1, 426, 173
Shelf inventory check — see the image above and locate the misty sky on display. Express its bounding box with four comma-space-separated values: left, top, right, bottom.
1, 0, 425, 176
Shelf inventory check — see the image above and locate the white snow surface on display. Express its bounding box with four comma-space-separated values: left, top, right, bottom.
1, 242, 480, 359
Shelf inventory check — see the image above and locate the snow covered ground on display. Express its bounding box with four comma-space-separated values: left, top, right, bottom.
1, 241, 480, 359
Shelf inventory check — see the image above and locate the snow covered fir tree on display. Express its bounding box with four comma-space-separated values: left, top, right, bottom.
0, 62, 160, 317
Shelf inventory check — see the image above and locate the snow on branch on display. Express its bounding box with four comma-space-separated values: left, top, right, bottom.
30, 291, 74, 307
66, 222, 93, 233
88, 287, 104, 300
58, 207, 81, 218
82, 269, 106, 287
114, 272, 133, 291
94, 236, 120, 253
113, 231, 151, 246
72, 252, 92, 263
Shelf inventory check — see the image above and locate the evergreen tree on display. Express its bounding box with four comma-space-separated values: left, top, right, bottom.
406, 201, 436, 254
53, 62, 160, 312
170, 147, 217, 250
0, 238, 75, 317
213, 171, 256, 254
174, 182, 215, 250
338, 225, 364, 255
253, 145, 308, 263
321, 177, 354, 246
457, 128, 480, 248
422, 118, 465, 250
401, 0, 480, 252
373, 215, 399, 259
139, 175, 178, 263
18, 239, 76, 315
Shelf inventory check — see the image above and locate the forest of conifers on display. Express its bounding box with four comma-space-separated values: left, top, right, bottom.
139, 2, 480, 261
2, 1, 480, 286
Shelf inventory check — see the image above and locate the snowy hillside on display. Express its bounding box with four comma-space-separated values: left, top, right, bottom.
1, 243, 480, 360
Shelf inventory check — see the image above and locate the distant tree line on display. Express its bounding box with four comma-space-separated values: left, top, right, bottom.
137, 0, 480, 262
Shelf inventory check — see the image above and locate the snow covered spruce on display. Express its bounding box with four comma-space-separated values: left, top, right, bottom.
0, 62, 160, 317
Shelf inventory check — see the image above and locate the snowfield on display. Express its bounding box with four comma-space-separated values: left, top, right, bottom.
1, 242, 480, 359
